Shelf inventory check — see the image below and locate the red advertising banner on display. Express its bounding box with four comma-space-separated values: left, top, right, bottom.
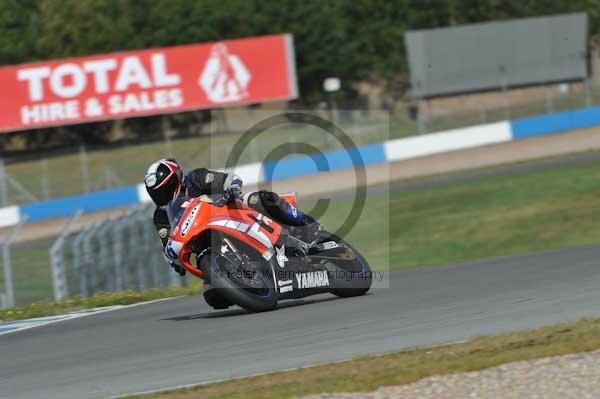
0, 34, 298, 133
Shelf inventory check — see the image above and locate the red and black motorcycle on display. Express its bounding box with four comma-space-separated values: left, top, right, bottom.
164, 193, 372, 312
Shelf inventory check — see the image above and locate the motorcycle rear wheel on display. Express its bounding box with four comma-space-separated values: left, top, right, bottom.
321, 234, 372, 298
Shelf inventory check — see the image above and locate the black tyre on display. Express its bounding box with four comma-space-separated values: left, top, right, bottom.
321, 234, 372, 298
198, 251, 278, 312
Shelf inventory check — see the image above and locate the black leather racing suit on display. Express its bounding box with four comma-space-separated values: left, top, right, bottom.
153, 168, 316, 253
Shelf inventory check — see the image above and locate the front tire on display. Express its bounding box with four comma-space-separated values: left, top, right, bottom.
198, 252, 278, 312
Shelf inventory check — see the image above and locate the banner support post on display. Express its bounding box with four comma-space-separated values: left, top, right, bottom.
0, 158, 7, 207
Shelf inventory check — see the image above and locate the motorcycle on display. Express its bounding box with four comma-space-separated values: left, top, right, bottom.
164, 192, 372, 312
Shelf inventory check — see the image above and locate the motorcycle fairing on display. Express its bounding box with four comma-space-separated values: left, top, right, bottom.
169, 197, 284, 278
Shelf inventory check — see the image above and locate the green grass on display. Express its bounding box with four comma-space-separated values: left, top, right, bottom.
0, 283, 201, 323
126, 317, 600, 399
5, 154, 600, 309
317, 155, 600, 270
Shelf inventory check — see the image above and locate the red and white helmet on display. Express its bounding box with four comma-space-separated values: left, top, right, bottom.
144, 158, 183, 206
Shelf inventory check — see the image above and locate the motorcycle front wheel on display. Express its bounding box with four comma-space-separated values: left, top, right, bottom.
198, 246, 278, 312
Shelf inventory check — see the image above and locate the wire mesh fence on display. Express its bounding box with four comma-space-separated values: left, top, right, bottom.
0, 205, 185, 309
55, 205, 184, 300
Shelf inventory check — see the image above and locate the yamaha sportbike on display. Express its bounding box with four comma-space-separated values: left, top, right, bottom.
164, 193, 372, 312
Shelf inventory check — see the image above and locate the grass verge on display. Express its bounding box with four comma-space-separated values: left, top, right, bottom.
0, 283, 201, 323
124, 317, 600, 399
318, 152, 600, 270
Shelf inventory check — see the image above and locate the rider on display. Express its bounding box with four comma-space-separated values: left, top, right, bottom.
144, 158, 322, 276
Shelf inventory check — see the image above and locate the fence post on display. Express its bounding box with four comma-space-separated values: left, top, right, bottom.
585, 78, 593, 107
113, 208, 137, 291
82, 223, 97, 296
545, 84, 554, 114
416, 101, 426, 135
162, 118, 173, 158
140, 208, 160, 288
72, 227, 86, 297
134, 208, 151, 291
40, 158, 50, 200
128, 207, 145, 291
112, 214, 125, 291
1, 217, 27, 309
0, 158, 7, 207
79, 144, 90, 193
49, 210, 83, 301
96, 218, 112, 292
124, 207, 139, 290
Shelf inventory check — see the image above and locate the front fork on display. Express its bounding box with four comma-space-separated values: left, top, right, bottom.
218, 237, 248, 268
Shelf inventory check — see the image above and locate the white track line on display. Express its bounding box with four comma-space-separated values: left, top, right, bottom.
0, 297, 180, 337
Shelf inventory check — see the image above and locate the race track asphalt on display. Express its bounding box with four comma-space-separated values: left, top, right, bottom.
2, 244, 600, 399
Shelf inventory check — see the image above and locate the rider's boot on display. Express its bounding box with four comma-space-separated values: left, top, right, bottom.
244, 190, 323, 246
203, 284, 232, 310
288, 214, 323, 246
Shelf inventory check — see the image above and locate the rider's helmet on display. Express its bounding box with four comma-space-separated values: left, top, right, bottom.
144, 158, 183, 206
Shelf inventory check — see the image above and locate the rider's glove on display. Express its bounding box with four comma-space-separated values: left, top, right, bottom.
213, 188, 242, 207
163, 252, 186, 276
228, 186, 243, 203
170, 261, 186, 276
212, 193, 228, 207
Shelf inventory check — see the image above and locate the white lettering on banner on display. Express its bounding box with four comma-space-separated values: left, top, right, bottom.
21, 101, 80, 125
83, 59, 117, 93
295, 271, 330, 289
151, 54, 181, 87
16, 53, 181, 101
19, 88, 182, 124
17, 67, 51, 101
114, 56, 152, 91
84, 98, 104, 117
108, 89, 182, 115
50, 63, 86, 98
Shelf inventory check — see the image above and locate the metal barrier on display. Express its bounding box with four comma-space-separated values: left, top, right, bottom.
49, 204, 185, 301
1, 217, 27, 308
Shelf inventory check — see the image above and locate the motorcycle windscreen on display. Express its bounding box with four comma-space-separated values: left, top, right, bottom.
166, 196, 190, 229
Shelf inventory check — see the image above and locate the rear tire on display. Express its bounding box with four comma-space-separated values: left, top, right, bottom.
321, 234, 372, 298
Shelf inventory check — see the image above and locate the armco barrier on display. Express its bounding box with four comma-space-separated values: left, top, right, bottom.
3, 106, 600, 227
511, 106, 600, 140
263, 143, 387, 181
383, 121, 512, 162
20, 186, 140, 222
0, 206, 19, 228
